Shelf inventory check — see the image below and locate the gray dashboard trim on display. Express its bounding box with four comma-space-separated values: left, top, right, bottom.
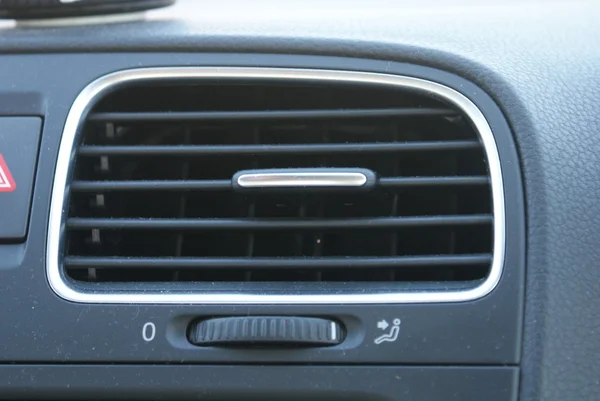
46, 66, 506, 304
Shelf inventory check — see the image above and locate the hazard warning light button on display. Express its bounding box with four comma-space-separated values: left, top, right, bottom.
0, 117, 41, 240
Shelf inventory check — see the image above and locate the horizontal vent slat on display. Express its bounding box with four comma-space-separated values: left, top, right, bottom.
67, 215, 493, 230
64, 254, 492, 269
70, 176, 489, 192
379, 176, 489, 187
70, 180, 230, 191
76, 141, 480, 156
87, 107, 458, 122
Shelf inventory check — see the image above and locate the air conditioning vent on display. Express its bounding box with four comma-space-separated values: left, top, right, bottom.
49, 67, 504, 303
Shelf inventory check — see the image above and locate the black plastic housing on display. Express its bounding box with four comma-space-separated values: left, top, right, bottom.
0, 54, 524, 368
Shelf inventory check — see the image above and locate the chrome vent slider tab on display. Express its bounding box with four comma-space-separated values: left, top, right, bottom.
233, 168, 377, 191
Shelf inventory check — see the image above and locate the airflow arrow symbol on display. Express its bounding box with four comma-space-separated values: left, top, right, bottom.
377, 320, 389, 330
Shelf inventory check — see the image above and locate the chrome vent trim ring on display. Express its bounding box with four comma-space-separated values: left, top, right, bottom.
47, 67, 506, 304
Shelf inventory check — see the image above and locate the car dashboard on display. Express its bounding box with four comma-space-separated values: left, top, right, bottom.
0, 1, 597, 400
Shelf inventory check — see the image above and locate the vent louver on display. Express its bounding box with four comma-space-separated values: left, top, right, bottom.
51, 68, 504, 303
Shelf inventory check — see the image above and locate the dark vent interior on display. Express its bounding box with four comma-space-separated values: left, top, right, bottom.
63, 78, 494, 290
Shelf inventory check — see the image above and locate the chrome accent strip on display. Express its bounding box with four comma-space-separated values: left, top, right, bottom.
47, 67, 506, 304
237, 171, 368, 188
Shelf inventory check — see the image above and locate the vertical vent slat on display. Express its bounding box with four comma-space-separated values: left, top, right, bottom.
314, 124, 329, 282
173, 127, 191, 281
389, 123, 400, 281
245, 126, 260, 281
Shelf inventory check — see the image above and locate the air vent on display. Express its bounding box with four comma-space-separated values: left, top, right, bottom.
48, 67, 504, 304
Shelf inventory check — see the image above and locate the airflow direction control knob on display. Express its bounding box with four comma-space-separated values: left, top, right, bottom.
189, 316, 344, 347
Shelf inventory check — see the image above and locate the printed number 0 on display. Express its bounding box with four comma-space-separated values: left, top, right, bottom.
142, 322, 156, 342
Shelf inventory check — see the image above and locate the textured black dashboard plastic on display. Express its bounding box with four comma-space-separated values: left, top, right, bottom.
0, 0, 597, 399
0, 366, 519, 401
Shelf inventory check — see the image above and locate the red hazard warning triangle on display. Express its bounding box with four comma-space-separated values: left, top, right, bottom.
0, 154, 16, 193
